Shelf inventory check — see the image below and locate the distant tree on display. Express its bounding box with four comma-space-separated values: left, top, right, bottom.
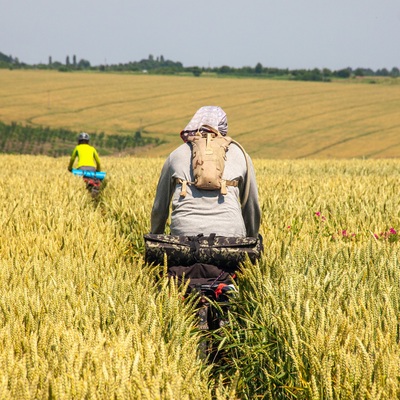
376, 68, 389, 76
77, 59, 91, 69
190, 66, 202, 77
365, 68, 375, 76
264, 67, 284, 76
322, 68, 332, 77
335, 68, 351, 78
240, 66, 253, 75
290, 68, 324, 81
219, 65, 232, 74
0, 52, 13, 63
255, 62, 263, 74
310, 68, 323, 80
66, 56, 70, 66
48, 56, 52, 65
354, 68, 364, 77
73, 55, 77, 67
390, 67, 400, 77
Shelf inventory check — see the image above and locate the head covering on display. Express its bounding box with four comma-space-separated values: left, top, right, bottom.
180, 106, 228, 142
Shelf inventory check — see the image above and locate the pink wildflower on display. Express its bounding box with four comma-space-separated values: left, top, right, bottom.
315, 211, 326, 221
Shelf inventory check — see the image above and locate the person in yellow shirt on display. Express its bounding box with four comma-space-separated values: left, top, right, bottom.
68, 132, 101, 172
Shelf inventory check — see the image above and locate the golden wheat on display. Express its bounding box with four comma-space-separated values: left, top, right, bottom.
1, 154, 400, 398
1, 70, 400, 159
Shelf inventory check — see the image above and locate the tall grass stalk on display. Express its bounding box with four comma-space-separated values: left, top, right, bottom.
1, 155, 400, 398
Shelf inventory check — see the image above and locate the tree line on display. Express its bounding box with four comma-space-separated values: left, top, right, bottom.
0, 121, 163, 157
1, 51, 399, 81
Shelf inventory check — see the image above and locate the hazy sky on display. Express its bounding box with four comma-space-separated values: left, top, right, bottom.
2, 0, 399, 70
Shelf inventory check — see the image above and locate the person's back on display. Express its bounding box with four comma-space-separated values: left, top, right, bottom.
150, 106, 260, 238
68, 132, 101, 172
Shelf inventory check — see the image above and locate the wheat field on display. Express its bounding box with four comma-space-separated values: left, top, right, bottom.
1, 70, 400, 159
1, 154, 399, 399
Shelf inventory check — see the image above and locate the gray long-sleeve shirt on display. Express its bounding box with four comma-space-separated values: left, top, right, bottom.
151, 141, 261, 237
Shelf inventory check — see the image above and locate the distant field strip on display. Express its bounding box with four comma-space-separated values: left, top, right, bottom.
0, 70, 399, 158
301, 124, 400, 158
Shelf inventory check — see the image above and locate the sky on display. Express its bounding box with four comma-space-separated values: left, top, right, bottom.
1, 0, 400, 71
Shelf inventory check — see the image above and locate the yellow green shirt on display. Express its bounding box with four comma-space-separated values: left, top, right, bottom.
68, 144, 101, 170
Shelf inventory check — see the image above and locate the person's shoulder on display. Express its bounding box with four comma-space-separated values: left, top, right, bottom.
165, 143, 191, 171
169, 142, 191, 157
229, 141, 248, 158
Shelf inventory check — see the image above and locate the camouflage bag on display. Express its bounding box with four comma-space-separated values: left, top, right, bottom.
144, 233, 263, 269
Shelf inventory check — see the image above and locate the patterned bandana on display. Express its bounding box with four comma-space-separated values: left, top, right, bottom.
180, 106, 228, 142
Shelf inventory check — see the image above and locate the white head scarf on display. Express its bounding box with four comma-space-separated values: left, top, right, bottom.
180, 106, 228, 142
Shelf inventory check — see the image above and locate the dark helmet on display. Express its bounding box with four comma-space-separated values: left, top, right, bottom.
78, 132, 90, 143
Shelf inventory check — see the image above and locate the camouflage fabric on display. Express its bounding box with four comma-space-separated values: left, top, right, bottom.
144, 233, 263, 269
167, 263, 233, 286
167, 263, 236, 300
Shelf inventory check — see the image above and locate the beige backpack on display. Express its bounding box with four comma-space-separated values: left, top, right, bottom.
177, 125, 250, 207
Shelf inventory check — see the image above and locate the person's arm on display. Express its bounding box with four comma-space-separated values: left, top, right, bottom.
241, 156, 261, 237
93, 148, 101, 171
150, 157, 175, 234
68, 148, 78, 171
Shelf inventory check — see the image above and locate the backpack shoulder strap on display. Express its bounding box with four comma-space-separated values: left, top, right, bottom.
231, 139, 250, 209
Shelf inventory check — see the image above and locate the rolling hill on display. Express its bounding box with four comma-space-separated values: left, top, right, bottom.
0, 69, 399, 159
